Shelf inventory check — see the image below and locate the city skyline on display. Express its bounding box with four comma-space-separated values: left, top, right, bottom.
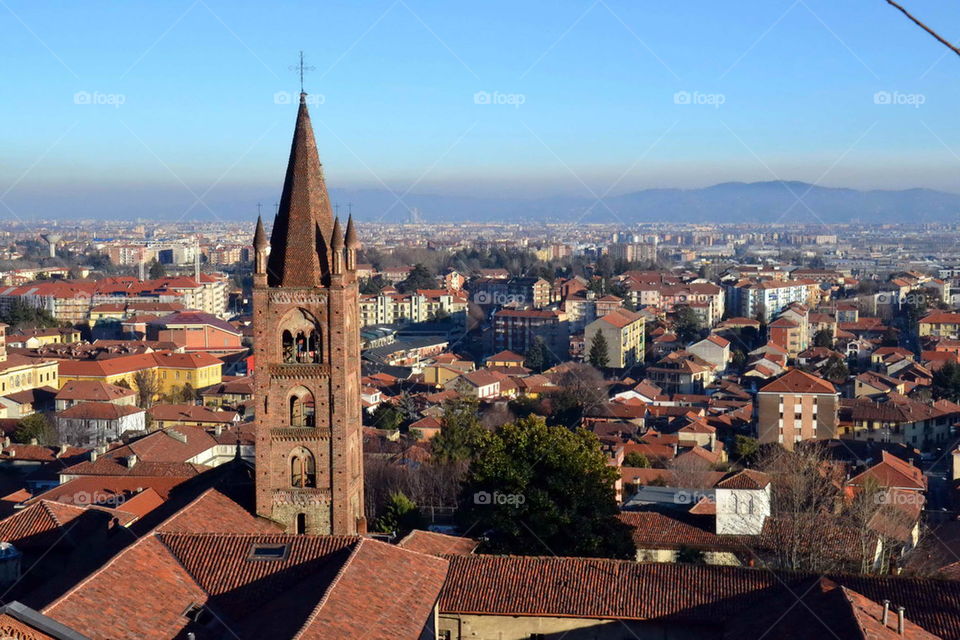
2, 0, 960, 222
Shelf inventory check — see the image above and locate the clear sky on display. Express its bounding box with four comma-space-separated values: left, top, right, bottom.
2, 0, 959, 219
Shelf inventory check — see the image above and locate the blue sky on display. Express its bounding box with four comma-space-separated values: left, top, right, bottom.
2, 0, 959, 218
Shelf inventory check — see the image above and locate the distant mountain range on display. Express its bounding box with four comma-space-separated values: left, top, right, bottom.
328, 181, 960, 225
12, 180, 960, 224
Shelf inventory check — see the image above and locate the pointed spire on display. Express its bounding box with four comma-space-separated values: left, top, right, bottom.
331, 216, 344, 250
266, 93, 335, 287
345, 214, 359, 249
253, 215, 268, 249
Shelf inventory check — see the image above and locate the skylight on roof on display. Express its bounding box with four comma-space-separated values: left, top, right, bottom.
248, 543, 288, 560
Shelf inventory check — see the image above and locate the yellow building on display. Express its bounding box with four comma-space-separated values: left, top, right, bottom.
56, 350, 222, 400
0, 324, 60, 396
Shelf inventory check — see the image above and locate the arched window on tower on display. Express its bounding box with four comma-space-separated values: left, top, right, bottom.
290, 447, 316, 488
288, 387, 315, 427
278, 309, 322, 365
282, 330, 295, 363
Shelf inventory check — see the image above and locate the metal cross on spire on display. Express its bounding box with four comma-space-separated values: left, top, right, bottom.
290, 51, 316, 94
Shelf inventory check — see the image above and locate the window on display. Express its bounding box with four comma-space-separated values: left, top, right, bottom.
248, 543, 289, 560
295, 513, 306, 535
290, 446, 317, 488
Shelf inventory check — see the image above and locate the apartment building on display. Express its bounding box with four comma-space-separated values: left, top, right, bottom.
358, 289, 467, 328
757, 369, 839, 449
584, 309, 645, 369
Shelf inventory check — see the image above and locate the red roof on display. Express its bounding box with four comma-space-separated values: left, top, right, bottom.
759, 369, 836, 395
397, 529, 478, 556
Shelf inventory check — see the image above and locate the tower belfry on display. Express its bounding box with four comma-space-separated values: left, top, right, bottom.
252, 90, 365, 535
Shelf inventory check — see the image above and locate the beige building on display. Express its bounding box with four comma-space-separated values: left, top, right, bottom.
757, 369, 839, 449
584, 309, 645, 369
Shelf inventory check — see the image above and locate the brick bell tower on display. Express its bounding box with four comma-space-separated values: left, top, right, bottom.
252, 91, 365, 535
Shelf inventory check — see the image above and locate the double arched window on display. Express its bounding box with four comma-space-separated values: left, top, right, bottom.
279, 309, 323, 364
290, 447, 317, 488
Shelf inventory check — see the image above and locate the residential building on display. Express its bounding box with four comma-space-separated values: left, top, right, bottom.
492, 309, 569, 361
757, 369, 839, 449
584, 309, 645, 369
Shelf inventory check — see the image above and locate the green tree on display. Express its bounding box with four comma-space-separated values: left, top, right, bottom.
623, 451, 651, 468
359, 274, 389, 295
812, 329, 834, 348
821, 355, 849, 382
399, 263, 436, 293
588, 331, 610, 369
0, 299, 60, 329
148, 259, 166, 279
458, 415, 634, 558
374, 492, 423, 536
674, 306, 702, 344
734, 435, 759, 463
369, 403, 404, 432
431, 397, 484, 463
933, 361, 960, 401
524, 337, 547, 373
14, 413, 57, 445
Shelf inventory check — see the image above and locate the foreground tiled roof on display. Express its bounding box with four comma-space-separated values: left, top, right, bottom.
46, 532, 448, 640
438, 556, 960, 637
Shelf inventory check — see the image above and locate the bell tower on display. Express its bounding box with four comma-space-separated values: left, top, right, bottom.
252, 92, 365, 535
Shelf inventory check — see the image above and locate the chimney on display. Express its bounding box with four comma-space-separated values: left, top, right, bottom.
897, 606, 905, 635
214, 424, 223, 437
28, 438, 37, 446
882, 600, 890, 626
90, 450, 98, 462
125, 454, 138, 468
1, 437, 9, 448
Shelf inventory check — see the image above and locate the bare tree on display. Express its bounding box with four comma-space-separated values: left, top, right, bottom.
133, 369, 159, 410
752, 444, 868, 573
